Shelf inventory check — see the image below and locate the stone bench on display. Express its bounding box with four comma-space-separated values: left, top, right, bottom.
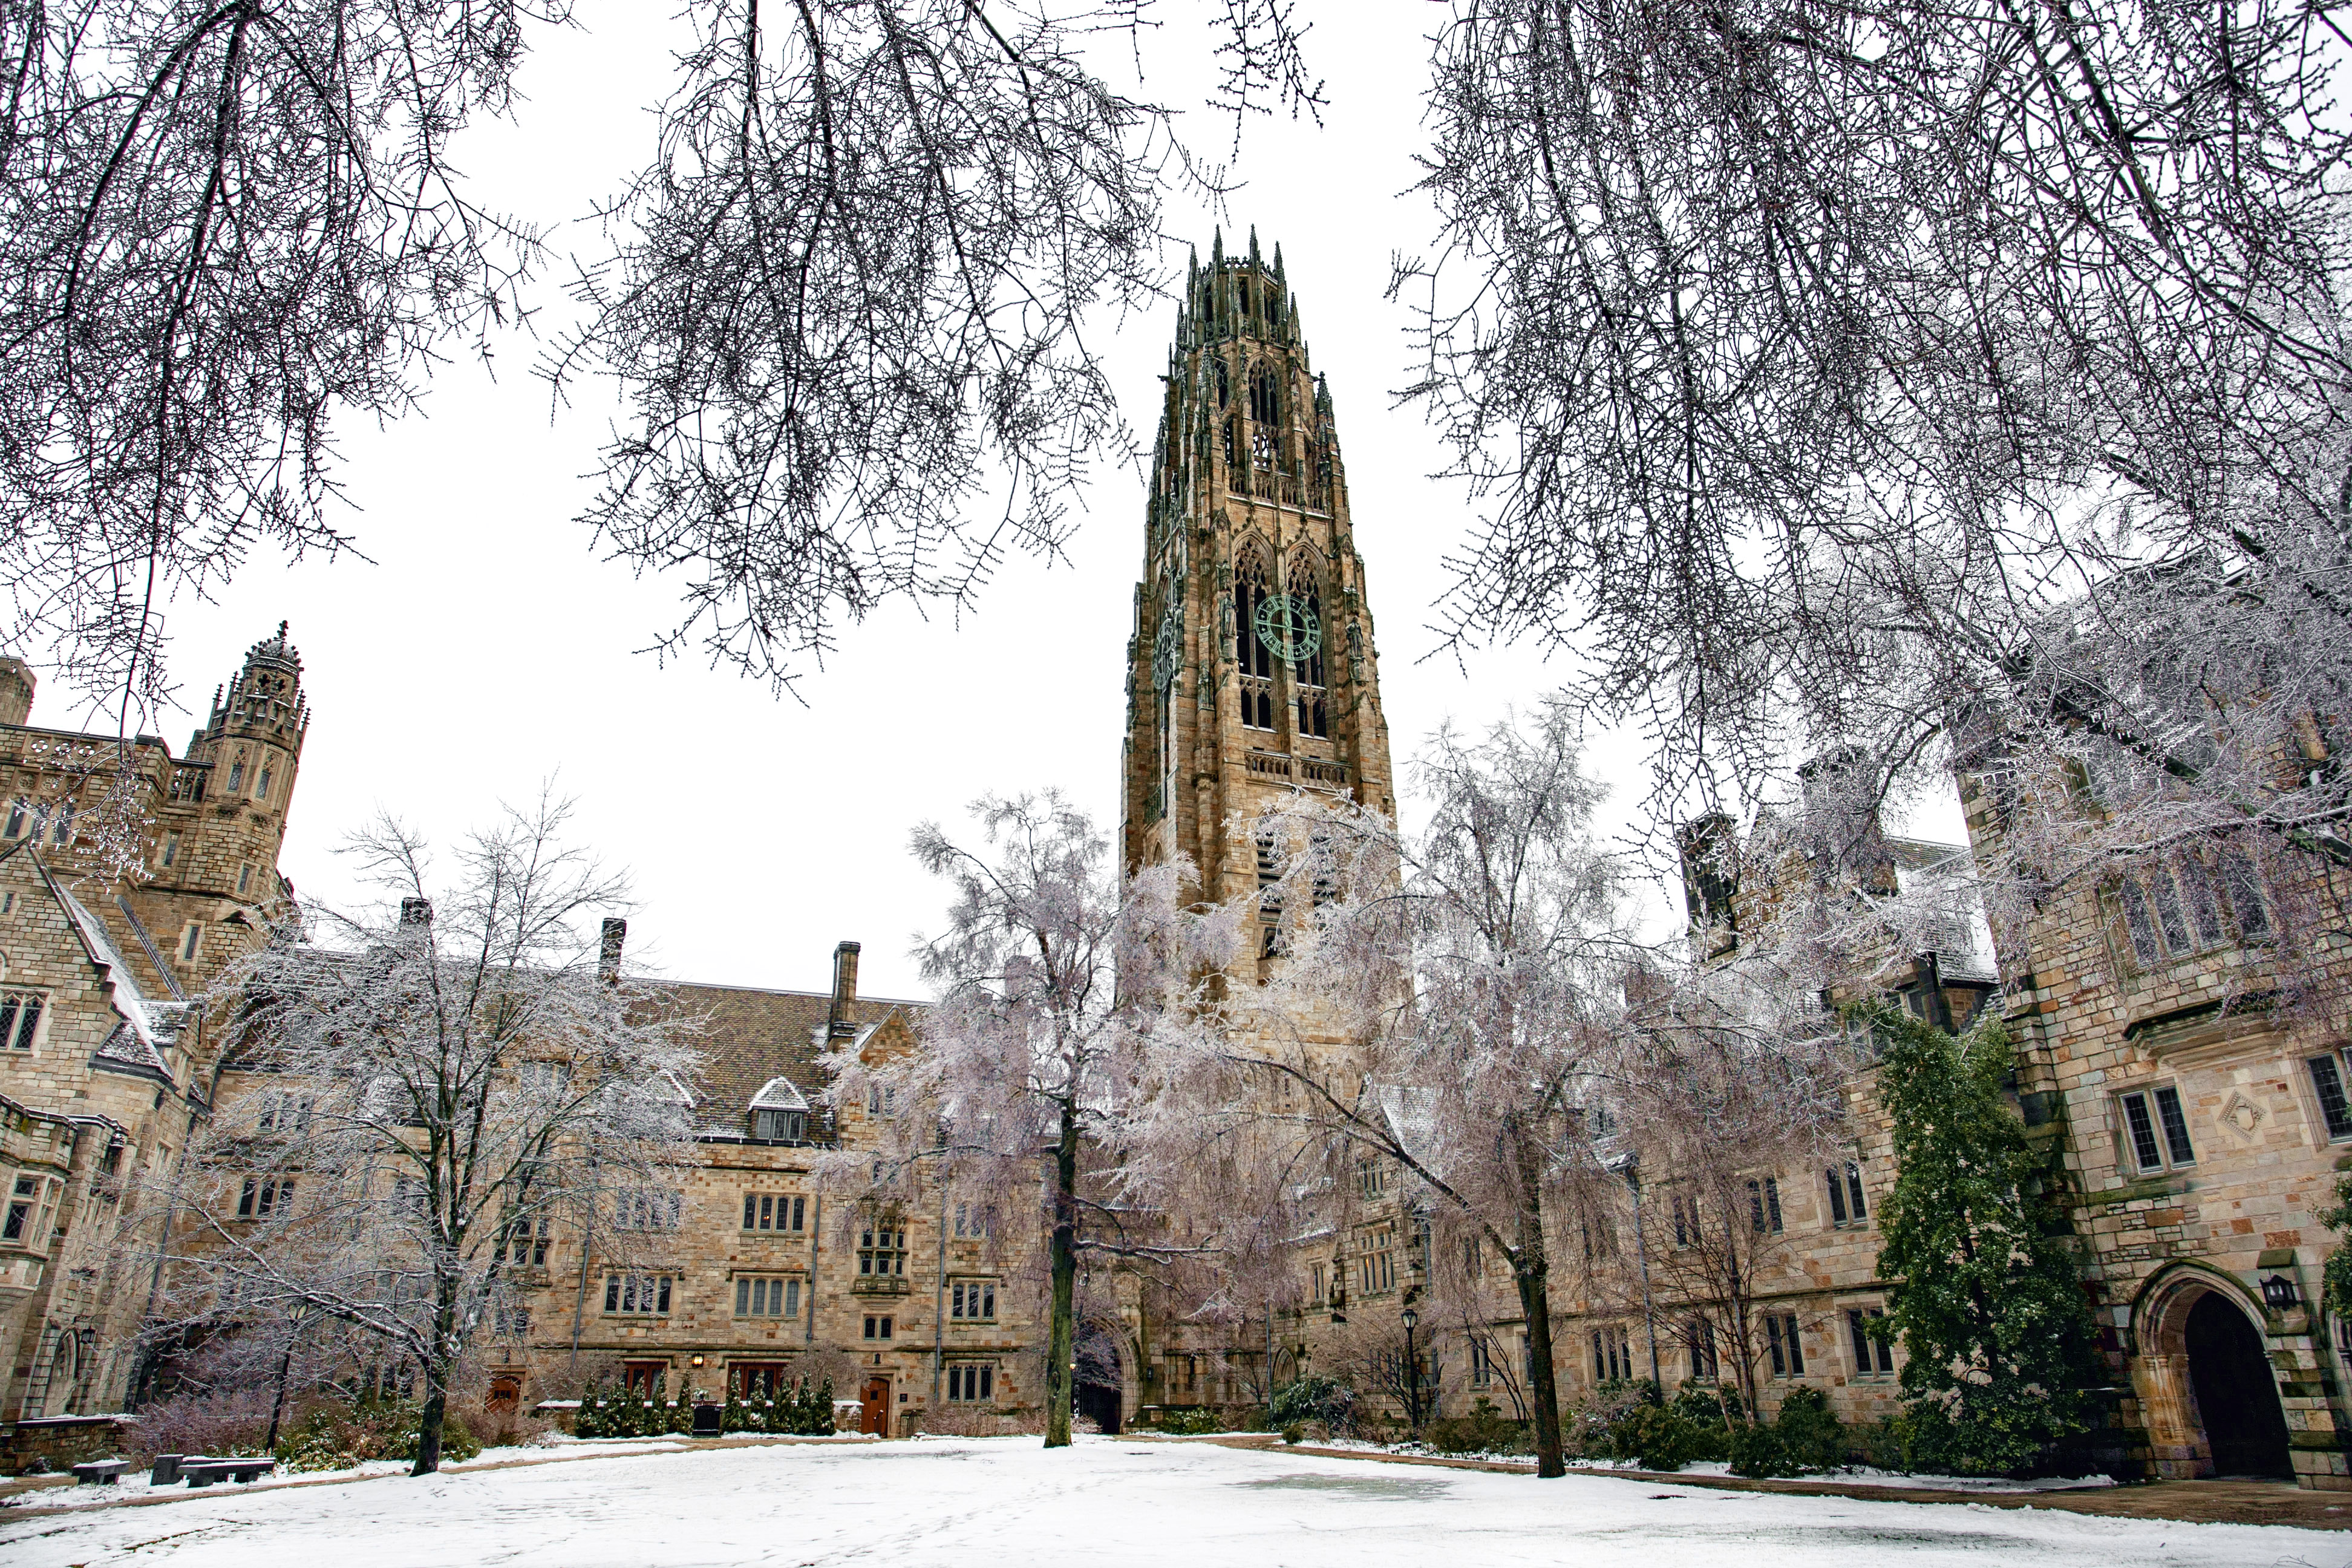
150, 1453, 184, 1486
71, 1459, 128, 1485
180, 1457, 275, 1486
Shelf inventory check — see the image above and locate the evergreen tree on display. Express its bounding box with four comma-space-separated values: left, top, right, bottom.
2320, 1177, 2352, 1324
1867, 1005, 2102, 1475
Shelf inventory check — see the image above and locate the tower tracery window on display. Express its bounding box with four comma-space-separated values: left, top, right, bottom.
1288, 549, 1328, 739
1249, 367, 1280, 469
1234, 547, 1275, 731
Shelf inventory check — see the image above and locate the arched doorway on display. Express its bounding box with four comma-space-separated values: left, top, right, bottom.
2184, 1293, 2292, 1478
2132, 1269, 2297, 1481
1074, 1324, 1123, 1435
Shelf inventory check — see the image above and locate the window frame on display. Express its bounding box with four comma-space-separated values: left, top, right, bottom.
0, 989, 45, 1052
1748, 1177, 1783, 1235
2115, 1084, 2197, 1174
742, 1192, 806, 1233
1846, 1307, 1896, 1377
944, 1363, 997, 1403
1824, 1160, 1869, 1227
949, 1278, 999, 1322
733, 1273, 802, 1320
603, 1272, 675, 1316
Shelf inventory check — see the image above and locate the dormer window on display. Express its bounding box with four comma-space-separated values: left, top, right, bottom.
748, 1076, 809, 1142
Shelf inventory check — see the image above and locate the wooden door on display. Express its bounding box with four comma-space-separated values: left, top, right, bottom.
860, 1377, 889, 1434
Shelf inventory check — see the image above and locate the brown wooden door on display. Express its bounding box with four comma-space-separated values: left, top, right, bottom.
860, 1377, 889, 1434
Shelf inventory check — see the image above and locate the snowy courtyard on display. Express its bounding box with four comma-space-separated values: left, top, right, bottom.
0, 1437, 2324, 1567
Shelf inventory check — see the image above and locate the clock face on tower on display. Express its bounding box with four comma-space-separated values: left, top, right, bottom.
1253, 593, 1322, 664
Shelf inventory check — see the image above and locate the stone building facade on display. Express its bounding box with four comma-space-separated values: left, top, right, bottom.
0, 626, 310, 1429
449, 946, 1045, 1436
1954, 776, 2351, 1488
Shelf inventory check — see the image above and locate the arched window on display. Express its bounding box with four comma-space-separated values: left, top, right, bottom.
1288, 549, 1328, 739
1249, 367, 1280, 469
1234, 547, 1276, 731
1215, 356, 1230, 408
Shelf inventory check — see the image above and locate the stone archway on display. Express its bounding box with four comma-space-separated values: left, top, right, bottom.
1074, 1324, 1125, 1435
2132, 1267, 2293, 1479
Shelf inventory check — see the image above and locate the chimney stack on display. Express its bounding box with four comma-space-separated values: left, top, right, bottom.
399, 897, 433, 927
828, 940, 861, 1038
599, 918, 627, 985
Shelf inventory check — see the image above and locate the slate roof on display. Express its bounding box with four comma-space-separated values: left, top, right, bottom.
640, 981, 922, 1140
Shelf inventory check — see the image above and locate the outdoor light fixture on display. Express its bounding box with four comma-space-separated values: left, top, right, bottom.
1400, 1307, 1417, 1333
690, 1352, 706, 1367
2263, 1273, 2302, 1310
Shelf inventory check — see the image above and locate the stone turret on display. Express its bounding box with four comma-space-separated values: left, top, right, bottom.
0, 658, 34, 728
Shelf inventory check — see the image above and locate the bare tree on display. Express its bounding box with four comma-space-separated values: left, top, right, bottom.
832, 789, 1232, 1448
158, 796, 701, 1474
1220, 703, 1849, 1474
1396, 0, 2352, 945
1212, 704, 1644, 1478
8, 2, 1325, 716
0, 0, 561, 719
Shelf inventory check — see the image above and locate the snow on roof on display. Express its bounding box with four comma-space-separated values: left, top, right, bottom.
1886, 837, 2001, 985
46, 871, 190, 1072
750, 1076, 808, 1112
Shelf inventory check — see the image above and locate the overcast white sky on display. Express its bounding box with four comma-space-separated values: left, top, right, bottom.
47, 4, 1954, 999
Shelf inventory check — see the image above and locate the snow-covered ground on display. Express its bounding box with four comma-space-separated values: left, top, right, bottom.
0, 1434, 2319, 1567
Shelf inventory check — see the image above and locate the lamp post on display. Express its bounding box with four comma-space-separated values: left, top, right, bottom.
1401, 1306, 1422, 1431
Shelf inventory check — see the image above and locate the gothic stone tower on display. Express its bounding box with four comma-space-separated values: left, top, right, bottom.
1122, 232, 1396, 911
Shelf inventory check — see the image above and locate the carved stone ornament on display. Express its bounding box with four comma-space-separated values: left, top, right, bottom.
2220, 1090, 2264, 1142
1152, 606, 1181, 693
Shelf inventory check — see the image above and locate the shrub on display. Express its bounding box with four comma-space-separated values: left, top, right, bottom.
1157, 1406, 1221, 1436
1771, 1387, 1848, 1472
1607, 1402, 1703, 1472
1728, 1422, 1799, 1478
1668, 1385, 1737, 1463
274, 1397, 481, 1472
1270, 1376, 1356, 1434
1281, 1423, 1305, 1445
1422, 1397, 1526, 1455
1852, 1414, 1909, 1471
123, 1388, 281, 1463
1564, 1379, 1654, 1458
474, 1405, 557, 1453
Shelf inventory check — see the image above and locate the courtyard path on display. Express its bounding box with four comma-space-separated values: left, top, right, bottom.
0, 1434, 2325, 1567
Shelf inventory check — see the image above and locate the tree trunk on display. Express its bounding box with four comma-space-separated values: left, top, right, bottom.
412, 1275, 463, 1475
1044, 1101, 1079, 1449
1512, 1198, 1566, 1478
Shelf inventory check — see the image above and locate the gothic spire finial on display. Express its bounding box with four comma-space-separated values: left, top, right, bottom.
1212, 227, 1224, 266
1249, 226, 1261, 266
